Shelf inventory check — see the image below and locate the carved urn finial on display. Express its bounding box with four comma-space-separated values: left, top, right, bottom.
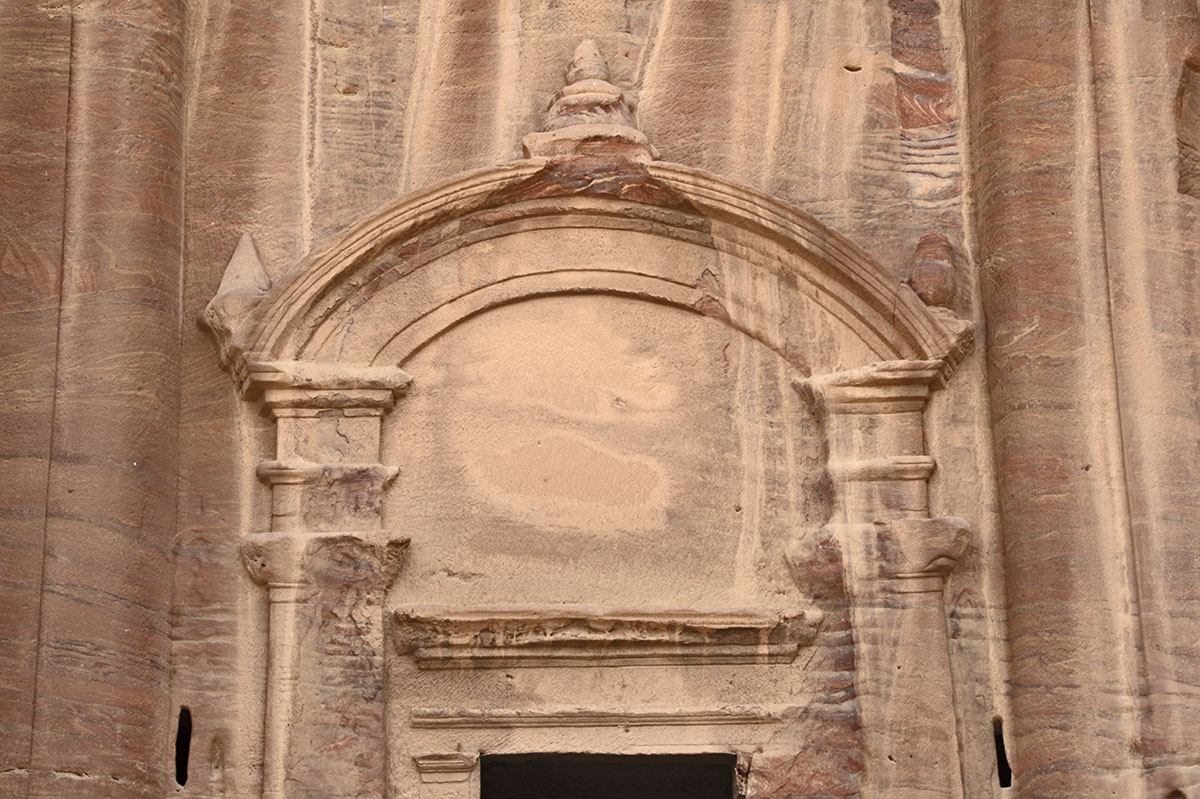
906, 230, 957, 309
566, 39, 609, 83
522, 40, 657, 162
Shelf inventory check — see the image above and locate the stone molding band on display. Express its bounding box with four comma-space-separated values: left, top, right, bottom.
409, 706, 785, 728
392, 606, 820, 669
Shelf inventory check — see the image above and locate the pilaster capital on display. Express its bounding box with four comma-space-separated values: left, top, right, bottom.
874, 517, 971, 592
799, 518, 971, 596
808, 359, 948, 415
240, 530, 410, 591
241, 360, 412, 412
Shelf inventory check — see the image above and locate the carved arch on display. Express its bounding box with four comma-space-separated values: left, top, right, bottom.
208, 158, 970, 388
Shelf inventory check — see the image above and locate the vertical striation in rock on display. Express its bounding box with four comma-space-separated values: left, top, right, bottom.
5, 4, 1200, 799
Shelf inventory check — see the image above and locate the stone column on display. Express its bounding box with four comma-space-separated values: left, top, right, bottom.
239, 361, 411, 799
799, 361, 969, 799
966, 2, 1145, 795
17, 3, 185, 798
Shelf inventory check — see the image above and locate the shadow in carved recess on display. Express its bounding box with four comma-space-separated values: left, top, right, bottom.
480, 753, 737, 799
1177, 53, 1200, 198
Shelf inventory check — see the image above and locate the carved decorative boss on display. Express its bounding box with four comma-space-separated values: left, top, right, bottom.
204, 40, 975, 799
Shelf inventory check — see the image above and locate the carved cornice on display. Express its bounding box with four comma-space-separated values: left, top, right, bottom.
409, 706, 785, 728
392, 606, 820, 669
811, 359, 949, 414
257, 460, 399, 488
202, 166, 972, 385
243, 359, 412, 406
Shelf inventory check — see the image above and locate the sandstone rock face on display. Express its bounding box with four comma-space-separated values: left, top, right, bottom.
0, 3, 1197, 799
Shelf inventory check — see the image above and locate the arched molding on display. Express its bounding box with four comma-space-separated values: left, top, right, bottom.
206, 158, 971, 390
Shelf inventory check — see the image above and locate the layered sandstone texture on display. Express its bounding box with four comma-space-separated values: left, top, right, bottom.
0, 2, 1197, 799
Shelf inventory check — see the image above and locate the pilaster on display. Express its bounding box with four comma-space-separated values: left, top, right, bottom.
794, 360, 969, 799
239, 361, 411, 799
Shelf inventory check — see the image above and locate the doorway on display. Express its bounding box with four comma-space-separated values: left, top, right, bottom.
480, 753, 736, 799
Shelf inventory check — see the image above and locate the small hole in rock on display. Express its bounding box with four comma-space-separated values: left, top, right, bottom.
175, 706, 192, 787
993, 717, 1012, 788
844, 64, 862, 72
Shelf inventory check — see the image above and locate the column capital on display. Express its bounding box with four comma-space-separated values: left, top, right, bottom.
240, 530, 410, 590
241, 359, 412, 412
808, 359, 948, 414
804, 518, 971, 595
875, 517, 971, 592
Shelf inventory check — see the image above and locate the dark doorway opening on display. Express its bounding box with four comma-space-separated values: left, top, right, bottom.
481, 753, 736, 799
992, 717, 1012, 789
174, 706, 192, 786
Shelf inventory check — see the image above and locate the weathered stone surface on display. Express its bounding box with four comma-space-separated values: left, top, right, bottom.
2, 3, 1198, 799
1, 3, 184, 799
0, 5, 71, 797
969, 1, 1200, 796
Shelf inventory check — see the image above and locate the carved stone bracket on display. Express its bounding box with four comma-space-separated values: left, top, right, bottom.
412, 753, 480, 799
414, 752, 478, 799
393, 606, 820, 669
414, 753, 479, 783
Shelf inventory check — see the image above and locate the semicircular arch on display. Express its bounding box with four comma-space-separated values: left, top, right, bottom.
223, 159, 970, 380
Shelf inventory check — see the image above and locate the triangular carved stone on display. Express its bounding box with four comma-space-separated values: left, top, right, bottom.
202, 232, 272, 368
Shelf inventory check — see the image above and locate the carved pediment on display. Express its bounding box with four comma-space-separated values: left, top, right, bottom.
205, 163, 972, 388
202, 46, 971, 391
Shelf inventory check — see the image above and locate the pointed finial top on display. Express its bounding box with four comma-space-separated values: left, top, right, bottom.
202, 232, 273, 369
566, 40, 610, 83
522, 40, 657, 162
223, 232, 272, 295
